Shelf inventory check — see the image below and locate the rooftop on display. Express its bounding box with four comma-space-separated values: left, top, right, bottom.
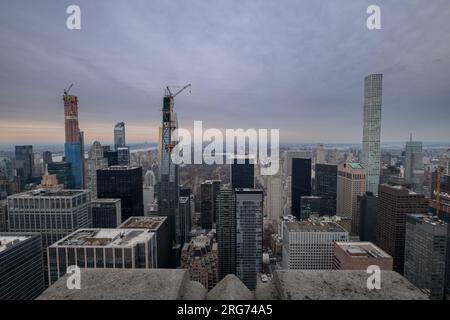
119, 216, 167, 231
8, 188, 88, 198
91, 198, 121, 204
285, 220, 347, 233
51, 228, 154, 248
408, 214, 448, 227
0, 235, 31, 253
335, 242, 391, 259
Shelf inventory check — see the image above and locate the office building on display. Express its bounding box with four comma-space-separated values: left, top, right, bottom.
114, 122, 126, 150
235, 189, 263, 290
333, 241, 393, 270
42, 151, 53, 168
216, 186, 235, 280
316, 144, 326, 164
300, 196, 322, 220
97, 166, 143, 222
357, 192, 378, 242
315, 163, 337, 216
91, 198, 122, 228
0, 200, 8, 232
291, 157, 312, 220
283, 150, 312, 177
47, 162, 74, 189
180, 233, 218, 291
7, 189, 91, 286
376, 184, 429, 274
85, 141, 108, 199
230, 156, 255, 189
0, 176, 20, 199
282, 219, 348, 270
63, 92, 84, 189
337, 163, 366, 220
104, 150, 118, 167
117, 146, 130, 166
362, 74, 383, 195
404, 214, 449, 300
15, 145, 34, 190
179, 196, 191, 244
47, 228, 157, 285
266, 171, 283, 223
200, 180, 221, 230
119, 216, 170, 268
0, 233, 45, 300
405, 140, 424, 192
0, 157, 13, 177
144, 170, 156, 187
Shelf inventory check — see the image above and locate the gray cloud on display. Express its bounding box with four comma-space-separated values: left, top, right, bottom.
0, 0, 449, 143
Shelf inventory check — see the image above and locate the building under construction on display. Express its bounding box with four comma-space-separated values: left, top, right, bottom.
157, 84, 190, 267
63, 84, 85, 189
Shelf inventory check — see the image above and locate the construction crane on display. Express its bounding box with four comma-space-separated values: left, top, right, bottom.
64, 83, 74, 96
163, 83, 191, 153
165, 83, 191, 98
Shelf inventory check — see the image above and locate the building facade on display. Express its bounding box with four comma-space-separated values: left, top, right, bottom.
376, 184, 429, 274
361, 74, 383, 195
333, 241, 393, 270
15, 145, 34, 190
114, 122, 126, 151
315, 163, 337, 216
91, 198, 122, 228
337, 163, 366, 220
85, 141, 108, 199
47, 228, 157, 285
0, 233, 45, 300
291, 157, 312, 220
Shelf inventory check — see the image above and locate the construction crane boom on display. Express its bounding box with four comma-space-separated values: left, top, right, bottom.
64, 83, 74, 96
165, 83, 191, 98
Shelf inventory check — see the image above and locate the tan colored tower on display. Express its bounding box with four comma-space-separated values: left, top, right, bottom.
337, 163, 366, 219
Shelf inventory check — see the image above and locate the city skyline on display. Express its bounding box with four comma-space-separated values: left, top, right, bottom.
1, 1, 450, 144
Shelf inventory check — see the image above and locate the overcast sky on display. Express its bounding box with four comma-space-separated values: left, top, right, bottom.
0, 0, 449, 144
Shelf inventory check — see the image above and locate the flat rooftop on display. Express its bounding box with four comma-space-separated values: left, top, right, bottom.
0, 235, 31, 253
119, 216, 167, 230
335, 242, 391, 259
8, 188, 88, 198
52, 228, 154, 248
408, 214, 448, 227
91, 198, 121, 204
285, 220, 346, 233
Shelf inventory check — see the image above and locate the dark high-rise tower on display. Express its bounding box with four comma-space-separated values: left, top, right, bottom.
315, 164, 337, 215
216, 186, 235, 280
97, 166, 144, 222
63, 86, 84, 189
231, 156, 254, 189
291, 157, 312, 219
158, 84, 190, 266
14, 145, 34, 190
114, 122, 126, 151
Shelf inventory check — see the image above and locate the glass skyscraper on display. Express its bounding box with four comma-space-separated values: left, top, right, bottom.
362, 74, 383, 195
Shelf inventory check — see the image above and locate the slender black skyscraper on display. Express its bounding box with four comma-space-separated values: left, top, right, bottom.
216, 186, 235, 280
231, 156, 255, 189
291, 157, 312, 219
315, 164, 337, 215
158, 84, 190, 266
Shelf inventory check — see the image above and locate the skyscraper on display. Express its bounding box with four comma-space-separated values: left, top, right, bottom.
114, 122, 126, 151
404, 139, 424, 192
15, 145, 34, 190
158, 87, 182, 265
7, 189, 91, 286
117, 146, 131, 166
235, 188, 263, 290
85, 141, 108, 198
179, 196, 191, 245
231, 156, 255, 189
200, 180, 221, 230
42, 151, 53, 168
47, 162, 74, 189
337, 163, 366, 219
91, 198, 122, 228
315, 163, 337, 216
97, 166, 144, 222
216, 186, 236, 280
0, 157, 13, 177
376, 184, 429, 274
0, 233, 45, 299
291, 157, 312, 219
63, 92, 84, 189
362, 74, 383, 195
266, 171, 283, 224
404, 214, 449, 300
357, 192, 378, 242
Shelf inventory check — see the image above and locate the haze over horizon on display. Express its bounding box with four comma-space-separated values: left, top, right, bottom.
1, 0, 450, 144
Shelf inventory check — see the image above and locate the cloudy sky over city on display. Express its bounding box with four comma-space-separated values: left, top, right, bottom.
0, 0, 449, 144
